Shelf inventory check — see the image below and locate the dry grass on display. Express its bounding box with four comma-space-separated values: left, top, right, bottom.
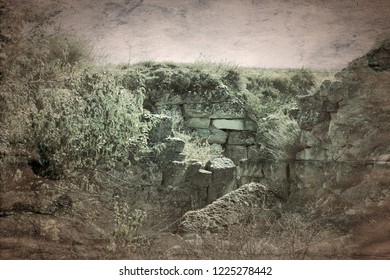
174, 131, 223, 164
111, 211, 348, 260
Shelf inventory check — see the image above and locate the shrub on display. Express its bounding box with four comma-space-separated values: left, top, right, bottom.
0, 4, 93, 150
31, 71, 147, 177
174, 131, 222, 164
291, 69, 316, 94
257, 111, 303, 160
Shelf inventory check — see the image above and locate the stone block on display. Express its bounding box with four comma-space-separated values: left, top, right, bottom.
164, 137, 185, 153
211, 102, 246, 119
212, 119, 244, 130
186, 117, 210, 129
183, 103, 213, 118
210, 143, 224, 154
187, 168, 212, 208
162, 161, 187, 186
247, 145, 261, 160
208, 127, 228, 144
243, 119, 258, 131
192, 169, 212, 188
224, 145, 248, 164
194, 128, 210, 139
185, 160, 203, 180
205, 157, 237, 203
228, 131, 256, 145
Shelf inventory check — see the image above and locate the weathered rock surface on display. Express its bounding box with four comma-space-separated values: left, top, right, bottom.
205, 157, 237, 203
297, 39, 390, 162
292, 39, 390, 259
178, 182, 280, 234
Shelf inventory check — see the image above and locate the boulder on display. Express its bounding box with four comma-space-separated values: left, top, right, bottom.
178, 182, 280, 233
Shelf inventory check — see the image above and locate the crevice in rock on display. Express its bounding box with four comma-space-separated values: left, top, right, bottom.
286, 162, 291, 197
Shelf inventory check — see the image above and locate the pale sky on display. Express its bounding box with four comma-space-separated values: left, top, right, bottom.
12, 0, 390, 69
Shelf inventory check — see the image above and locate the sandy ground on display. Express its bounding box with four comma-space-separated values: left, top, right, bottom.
9, 0, 390, 69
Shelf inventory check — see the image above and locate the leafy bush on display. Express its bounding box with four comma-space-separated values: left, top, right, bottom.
0, 4, 93, 149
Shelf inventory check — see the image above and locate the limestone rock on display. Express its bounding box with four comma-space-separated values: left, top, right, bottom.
205, 157, 237, 203
162, 161, 188, 186
163, 137, 185, 153
157, 137, 186, 163
210, 102, 246, 119
243, 119, 258, 131
178, 182, 280, 234
210, 143, 224, 154
227, 131, 256, 145
212, 119, 244, 130
247, 145, 261, 160
297, 38, 390, 162
183, 103, 213, 118
156, 105, 184, 128
144, 114, 173, 145
224, 145, 247, 164
208, 127, 227, 144
186, 117, 210, 129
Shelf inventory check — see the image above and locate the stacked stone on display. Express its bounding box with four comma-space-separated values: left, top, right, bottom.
153, 89, 259, 164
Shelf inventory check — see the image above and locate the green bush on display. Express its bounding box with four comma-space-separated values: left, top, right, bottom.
31, 71, 147, 176
0, 5, 93, 149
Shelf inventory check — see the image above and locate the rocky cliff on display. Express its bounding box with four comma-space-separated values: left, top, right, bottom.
293, 39, 390, 258
297, 39, 390, 162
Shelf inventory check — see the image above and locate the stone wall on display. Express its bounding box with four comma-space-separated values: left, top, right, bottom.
148, 88, 259, 164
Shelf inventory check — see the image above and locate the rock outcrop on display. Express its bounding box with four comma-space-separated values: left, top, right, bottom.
178, 182, 280, 234
293, 39, 390, 256
297, 39, 390, 163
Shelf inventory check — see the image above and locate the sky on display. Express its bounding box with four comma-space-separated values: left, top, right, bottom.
11, 0, 390, 69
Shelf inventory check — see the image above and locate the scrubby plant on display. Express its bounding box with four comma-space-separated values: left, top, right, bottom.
291, 69, 316, 94
174, 131, 222, 164
0, 4, 93, 150
256, 111, 303, 160
113, 195, 147, 245
31, 71, 147, 177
